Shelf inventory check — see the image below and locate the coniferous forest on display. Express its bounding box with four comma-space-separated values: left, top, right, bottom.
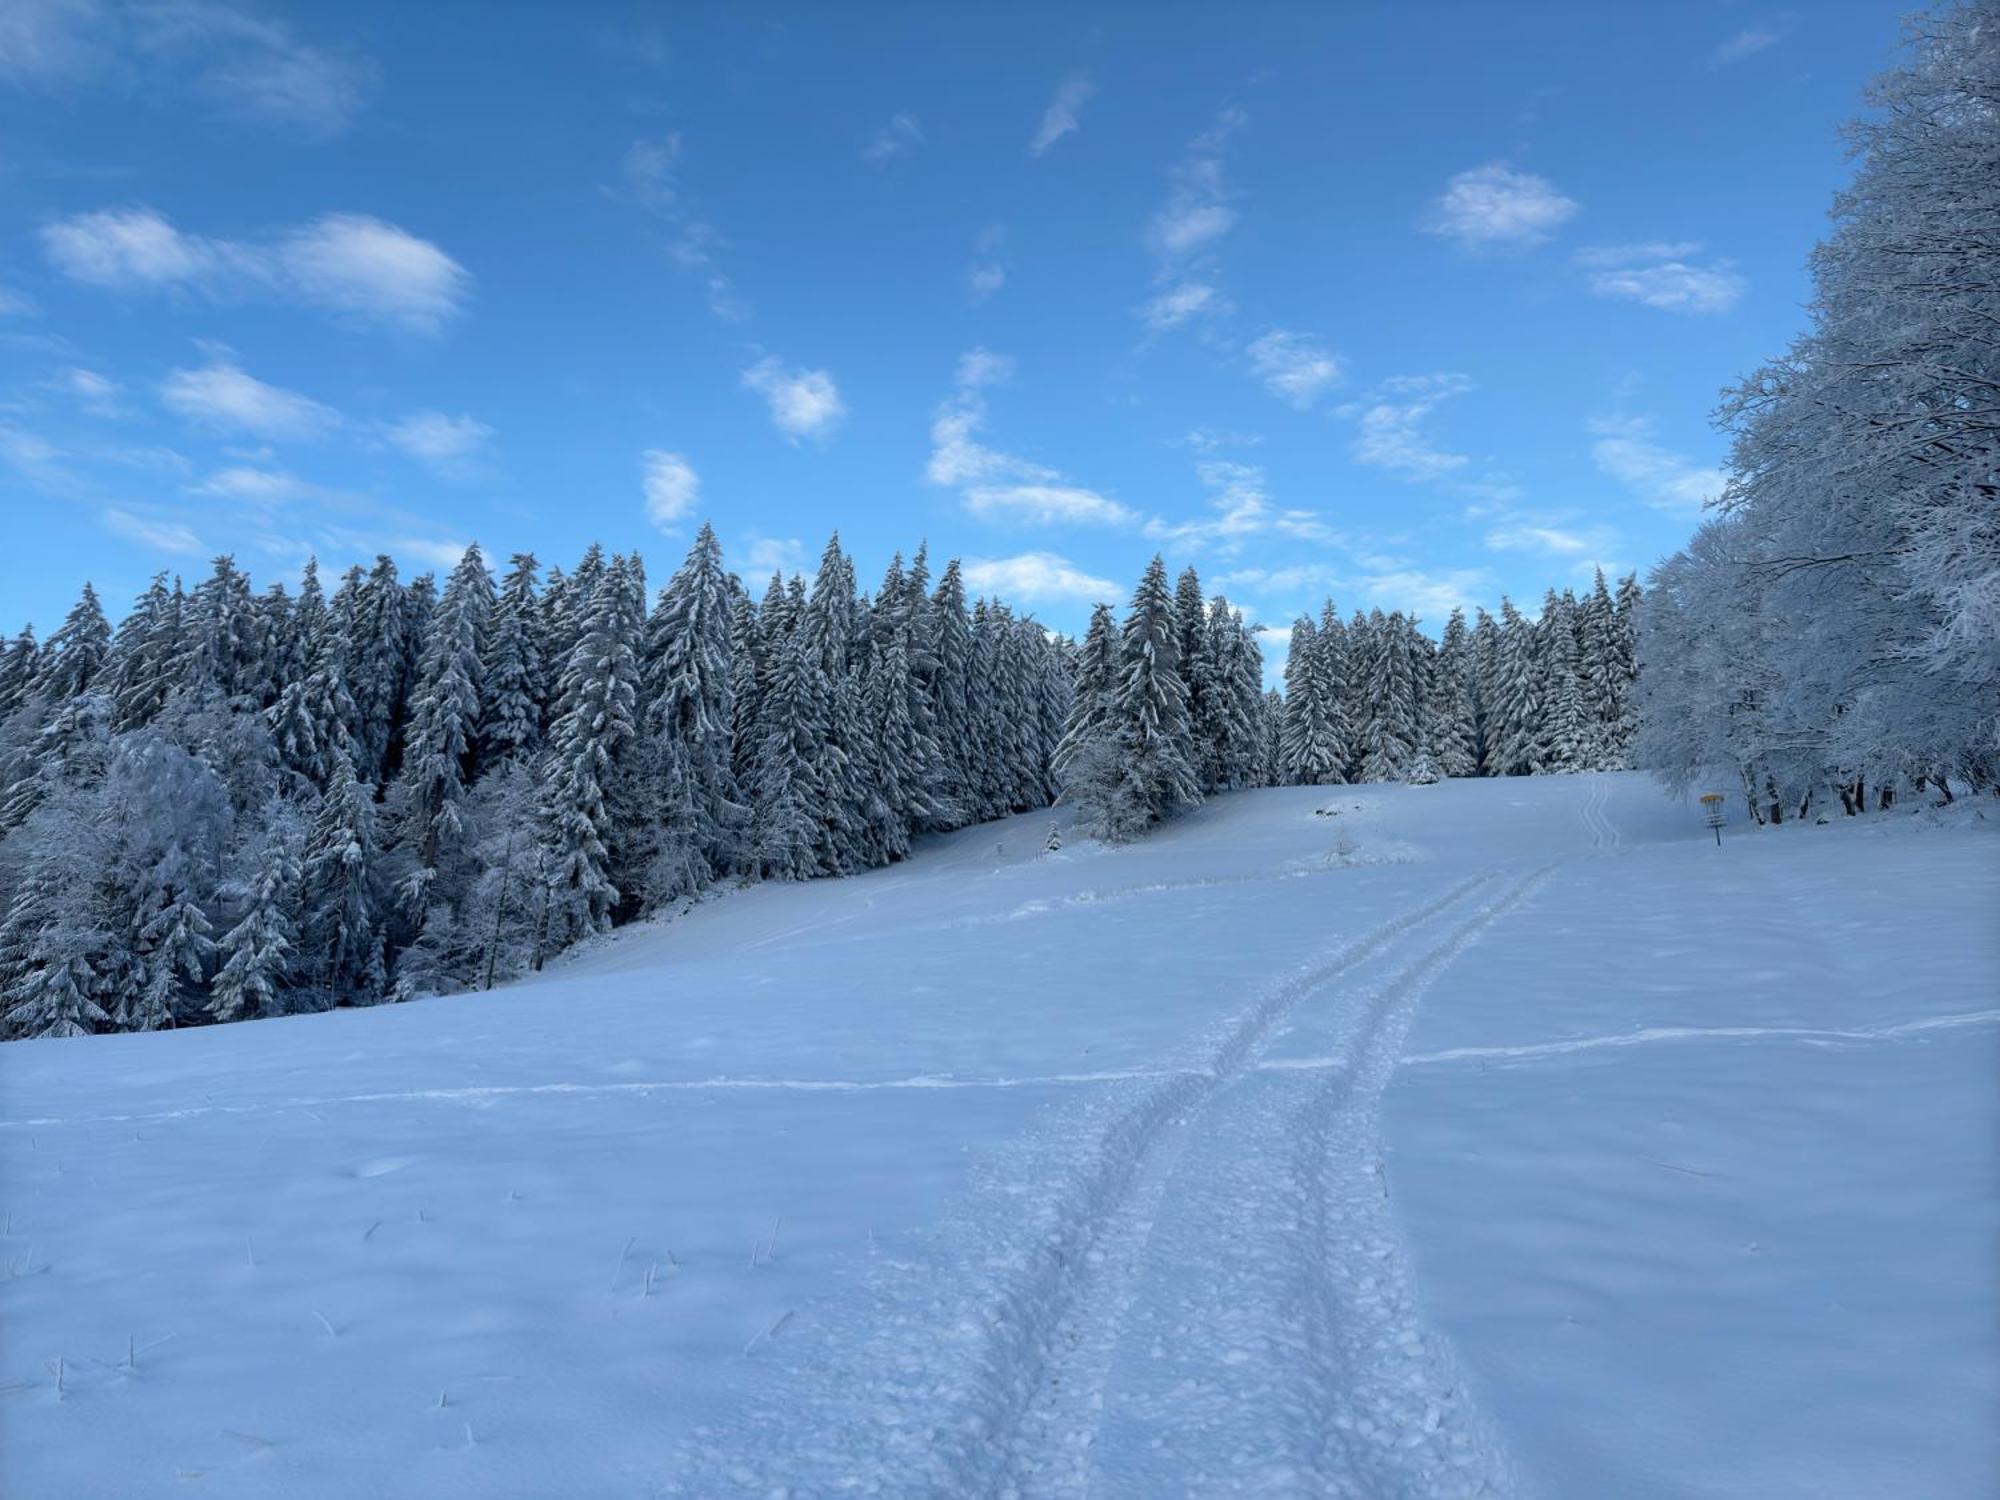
0, 526, 1637, 1039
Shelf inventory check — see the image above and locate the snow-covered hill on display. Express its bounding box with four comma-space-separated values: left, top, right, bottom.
3, 774, 1994, 1498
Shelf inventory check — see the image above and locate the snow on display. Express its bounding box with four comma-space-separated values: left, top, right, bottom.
3, 773, 1994, 1497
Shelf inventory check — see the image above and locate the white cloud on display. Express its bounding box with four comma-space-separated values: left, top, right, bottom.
41, 206, 229, 287
1140, 280, 1225, 332
192, 464, 316, 503
610, 136, 747, 321
1578, 243, 1745, 314
0, 283, 37, 315
641, 449, 700, 529
1424, 163, 1578, 248
1148, 109, 1244, 257
1590, 416, 1726, 514
1347, 373, 1474, 481
1246, 329, 1344, 409
963, 551, 1118, 604
1029, 72, 1093, 156
741, 535, 806, 576
391, 536, 473, 570
1483, 521, 1609, 557
279, 214, 471, 334
2, 0, 374, 137
741, 356, 846, 443
1357, 566, 1497, 622
59, 366, 121, 415
1145, 460, 1336, 553
1135, 110, 1246, 334
385, 411, 492, 478
1711, 23, 1788, 68
968, 261, 1006, 301
103, 505, 205, 555
160, 359, 339, 439
41, 206, 470, 334
927, 349, 1135, 527
965, 483, 1134, 527
135, 0, 375, 137
862, 112, 923, 164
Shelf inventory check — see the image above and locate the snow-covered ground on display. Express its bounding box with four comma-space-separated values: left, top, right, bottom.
3, 773, 1994, 1498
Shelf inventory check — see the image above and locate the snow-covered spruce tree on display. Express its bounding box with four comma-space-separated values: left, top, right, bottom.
1280, 615, 1344, 784
1203, 597, 1264, 791
98, 730, 230, 1030
538, 553, 645, 948
749, 604, 826, 881
639, 524, 746, 903
1260, 687, 1286, 787
0, 787, 115, 1039
480, 552, 545, 772
1486, 598, 1544, 777
1091, 555, 1201, 838
1432, 608, 1479, 778
1056, 602, 1121, 787
208, 810, 304, 1024
390, 543, 493, 927
1358, 609, 1420, 782
102, 573, 184, 733
299, 752, 384, 1006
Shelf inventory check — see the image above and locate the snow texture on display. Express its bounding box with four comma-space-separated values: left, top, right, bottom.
2, 773, 1993, 1497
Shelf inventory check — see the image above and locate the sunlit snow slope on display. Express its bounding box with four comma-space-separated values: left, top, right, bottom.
3, 774, 1994, 1498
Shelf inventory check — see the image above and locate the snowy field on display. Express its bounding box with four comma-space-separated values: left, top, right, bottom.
2, 772, 1994, 1498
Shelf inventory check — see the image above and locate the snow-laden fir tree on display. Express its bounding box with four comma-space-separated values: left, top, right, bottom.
208, 810, 304, 1024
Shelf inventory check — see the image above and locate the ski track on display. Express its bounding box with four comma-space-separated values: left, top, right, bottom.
669, 866, 1554, 1496
1001, 865, 1553, 1500
1577, 772, 1620, 852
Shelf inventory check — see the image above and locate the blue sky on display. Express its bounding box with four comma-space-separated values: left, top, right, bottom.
1, 0, 1906, 665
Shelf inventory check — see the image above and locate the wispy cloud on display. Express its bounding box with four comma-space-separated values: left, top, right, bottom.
385, 411, 492, 479
963, 551, 1118, 604
1245, 329, 1345, 409
967, 224, 1006, 303
1138, 108, 1246, 334
862, 112, 923, 164
1423, 163, 1578, 248
41, 206, 471, 334
1590, 415, 1726, 514
1575, 242, 1744, 314
103, 504, 205, 555
741, 534, 805, 576
59, 366, 122, 416
1, 0, 375, 138
927, 349, 1134, 527
1345, 373, 1474, 481
741, 356, 846, 444
641, 449, 700, 530
610, 135, 747, 321
160, 358, 339, 439
1710, 20, 1790, 69
1145, 459, 1336, 554
1029, 72, 1093, 157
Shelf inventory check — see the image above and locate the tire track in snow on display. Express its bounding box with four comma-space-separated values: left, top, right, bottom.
1023, 866, 1553, 1499
664, 871, 1500, 1496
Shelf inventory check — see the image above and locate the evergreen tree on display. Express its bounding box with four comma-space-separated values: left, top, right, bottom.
539, 554, 644, 945
209, 813, 304, 1024
391, 543, 493, 922
300, 755, 384, 1005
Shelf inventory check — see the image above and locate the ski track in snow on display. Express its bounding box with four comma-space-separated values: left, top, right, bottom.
1577, 772, 1620, 852
670, 866, 1552, 1496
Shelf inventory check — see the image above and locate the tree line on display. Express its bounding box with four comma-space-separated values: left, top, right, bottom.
1055, 558, 1641, 840
0, 531, 1072, 1038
